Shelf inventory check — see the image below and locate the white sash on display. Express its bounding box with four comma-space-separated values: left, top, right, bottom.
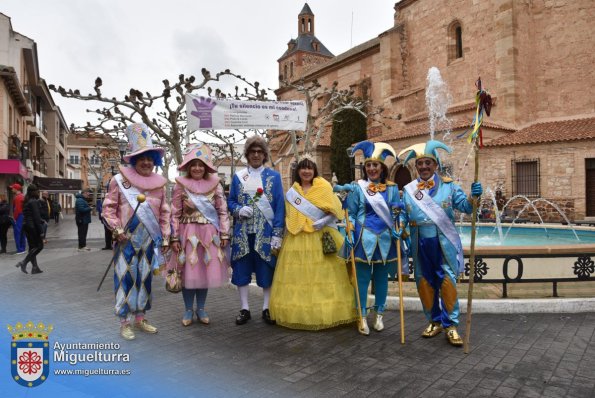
357, 180, 393, 229
115, 174, 162, 245
184, 188, 220, 232
404, 180, 464, 270
236, 168, 274, 227
286, 187, 338, 230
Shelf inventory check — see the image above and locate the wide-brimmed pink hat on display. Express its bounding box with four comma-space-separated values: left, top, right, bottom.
122, 123, 165, 163
177, 142, 217, 173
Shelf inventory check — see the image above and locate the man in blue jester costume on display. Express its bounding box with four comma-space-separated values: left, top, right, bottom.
102, 123, 171, 341
228, 136, 285, 326
334, 141, 403, 336
398, 140, 482, 346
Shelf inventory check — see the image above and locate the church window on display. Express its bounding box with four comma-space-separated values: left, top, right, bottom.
448, 21, 464, 63
512, 159, 540, 197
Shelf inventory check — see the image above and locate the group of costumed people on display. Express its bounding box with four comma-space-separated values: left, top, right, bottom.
100, 122, 482, 347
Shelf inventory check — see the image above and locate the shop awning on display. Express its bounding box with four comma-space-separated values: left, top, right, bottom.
0, 159, 29, 179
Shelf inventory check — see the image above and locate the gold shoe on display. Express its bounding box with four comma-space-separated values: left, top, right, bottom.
120, 324, 135, 340
358, 318, 370, 336
182, 310, 194, 327
445, 326, 463, 346
135, 319, 158, 334
421, 322, 443, 338
197, 309, 210, 325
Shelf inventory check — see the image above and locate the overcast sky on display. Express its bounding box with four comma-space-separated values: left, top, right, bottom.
2, 0, 398, 128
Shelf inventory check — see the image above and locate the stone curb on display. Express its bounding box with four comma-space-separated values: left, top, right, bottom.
244, 283, 595, 314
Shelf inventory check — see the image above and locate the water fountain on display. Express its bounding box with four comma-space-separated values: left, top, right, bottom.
422, 67, 595, 299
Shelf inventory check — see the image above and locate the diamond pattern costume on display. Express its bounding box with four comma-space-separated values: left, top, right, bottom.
102, 166, 171, 318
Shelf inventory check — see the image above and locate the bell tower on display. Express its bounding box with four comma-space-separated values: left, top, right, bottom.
298, 4, 315, 36
278, 3, 334, 84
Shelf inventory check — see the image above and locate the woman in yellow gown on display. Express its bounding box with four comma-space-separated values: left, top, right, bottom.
270, 156, 356, 330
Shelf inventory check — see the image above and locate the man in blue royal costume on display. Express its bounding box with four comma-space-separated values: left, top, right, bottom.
228, 136, 285, 326
334, 141, 405, 336
398, 140, 482, 346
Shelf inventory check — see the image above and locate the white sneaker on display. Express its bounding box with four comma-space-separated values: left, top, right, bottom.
14, 251, 26, 255
78, 247, 91, 252
373, 314, 384, 332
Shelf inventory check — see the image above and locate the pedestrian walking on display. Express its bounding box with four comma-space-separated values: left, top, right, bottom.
0, 199, 12, 253
97, 195, 112, 250
15, 184, 44, 274
39, 191, 51, 244
52, 197, 61, 224
75, 189, 93, 251
168, 143, 230, 326
9, 183, 27, 254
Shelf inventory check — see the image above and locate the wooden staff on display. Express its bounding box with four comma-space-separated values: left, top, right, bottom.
344, 208, 366, 334
97, 193, 146, 292
393, 208, 406, 344
464, 141, 480, 353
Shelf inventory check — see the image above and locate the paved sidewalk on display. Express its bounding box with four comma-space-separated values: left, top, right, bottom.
0, 217, 594, 397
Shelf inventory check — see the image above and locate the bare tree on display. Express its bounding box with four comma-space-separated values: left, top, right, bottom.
49, 70, 270, 174
278, 78, 397, 159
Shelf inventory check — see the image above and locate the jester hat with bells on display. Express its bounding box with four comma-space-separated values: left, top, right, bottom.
350, 141, 397, 165
398, 139, 452, 169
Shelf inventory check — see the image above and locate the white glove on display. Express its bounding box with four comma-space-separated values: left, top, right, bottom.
270, 237, 282, 250
312, 214, 335, 231
238, 206, 253, 219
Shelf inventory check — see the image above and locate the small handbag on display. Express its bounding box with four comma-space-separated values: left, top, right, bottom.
321, 230, 337, 255
165, 268, 183, 293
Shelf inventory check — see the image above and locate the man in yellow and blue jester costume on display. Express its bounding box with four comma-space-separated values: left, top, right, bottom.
398, 140, 482, 346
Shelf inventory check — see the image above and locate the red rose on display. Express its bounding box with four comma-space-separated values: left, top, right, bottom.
256, 188, 264, 195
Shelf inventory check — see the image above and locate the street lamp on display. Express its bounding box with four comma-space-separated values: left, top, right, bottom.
108, 158, 118, 176
117, 139, 128, 163
346, 146, 355, 182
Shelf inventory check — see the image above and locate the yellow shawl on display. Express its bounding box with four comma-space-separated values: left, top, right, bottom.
285, 177, 343, 235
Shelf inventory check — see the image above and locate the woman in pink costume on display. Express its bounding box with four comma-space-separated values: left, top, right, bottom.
169, 143, 230, 326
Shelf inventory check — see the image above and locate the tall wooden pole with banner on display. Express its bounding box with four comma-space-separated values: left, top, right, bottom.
463, 78, 492, 353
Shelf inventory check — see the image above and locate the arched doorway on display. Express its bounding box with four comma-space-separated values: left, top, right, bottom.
390, 163, 412, 190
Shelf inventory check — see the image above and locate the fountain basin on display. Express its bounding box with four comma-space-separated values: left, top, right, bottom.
457, 223, 595, 288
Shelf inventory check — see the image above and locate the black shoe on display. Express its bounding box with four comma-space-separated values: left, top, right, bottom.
31, 267, 43, 274
0, 250, 6, 253
235, 309, 251, 325
101, 247, 112, 250
262, 309, 276, 325
16, 261, 27, 274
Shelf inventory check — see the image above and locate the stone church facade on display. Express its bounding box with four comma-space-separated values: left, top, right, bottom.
273, 1, 595, 221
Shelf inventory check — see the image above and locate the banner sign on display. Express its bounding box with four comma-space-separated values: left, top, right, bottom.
33, 177, 82, 192
186, 94, 307, 131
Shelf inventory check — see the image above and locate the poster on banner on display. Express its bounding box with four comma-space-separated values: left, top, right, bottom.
186, 94, 307, 131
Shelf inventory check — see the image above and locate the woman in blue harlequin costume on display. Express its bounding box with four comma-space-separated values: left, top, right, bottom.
334, 141, 404, 336
398, 140, 482, 347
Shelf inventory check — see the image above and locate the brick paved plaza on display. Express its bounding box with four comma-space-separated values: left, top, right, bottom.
1, 216, 594, 397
